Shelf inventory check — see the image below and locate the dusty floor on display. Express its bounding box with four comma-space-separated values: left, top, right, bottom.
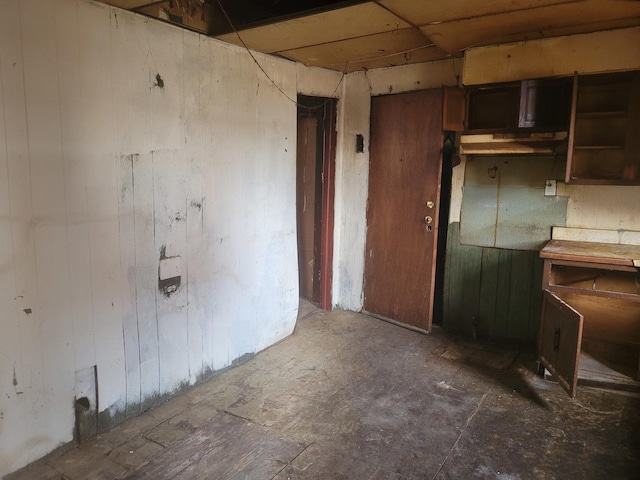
9, 302, 640, 479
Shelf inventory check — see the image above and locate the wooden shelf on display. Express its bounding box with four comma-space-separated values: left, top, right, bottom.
576, 110, 627, 118
574, 145, 624, 150
565, 70, 640, 185
575, 352, 640, 392
546, 284, 640, 302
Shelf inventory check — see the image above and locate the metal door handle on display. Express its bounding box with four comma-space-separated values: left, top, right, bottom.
424, 216, 433, 224
554, 328, 561, 352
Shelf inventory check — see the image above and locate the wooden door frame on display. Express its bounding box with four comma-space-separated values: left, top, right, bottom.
320, 98, 337, 310
296, 96, 337, 311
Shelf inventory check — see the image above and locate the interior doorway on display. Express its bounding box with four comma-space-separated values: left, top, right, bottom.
296, 96, 337, 310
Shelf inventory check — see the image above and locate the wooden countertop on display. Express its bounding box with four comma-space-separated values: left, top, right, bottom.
540, 240, 640, 267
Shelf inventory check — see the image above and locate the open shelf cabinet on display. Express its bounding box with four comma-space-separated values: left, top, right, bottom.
566, 70, 640, 185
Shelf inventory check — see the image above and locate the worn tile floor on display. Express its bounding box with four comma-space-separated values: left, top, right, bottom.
9, 302, 640, 479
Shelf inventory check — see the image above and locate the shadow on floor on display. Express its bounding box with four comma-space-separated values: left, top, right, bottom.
425, 332, 551, 409
8, 308, 640, 480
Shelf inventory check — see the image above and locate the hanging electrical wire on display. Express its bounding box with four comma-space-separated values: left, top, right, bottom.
214, 0, 345, 109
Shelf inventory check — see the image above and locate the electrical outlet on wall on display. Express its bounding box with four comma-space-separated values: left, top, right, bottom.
544, 180, 557, 196
159, 255, 182, 280
158, 255, 183, 297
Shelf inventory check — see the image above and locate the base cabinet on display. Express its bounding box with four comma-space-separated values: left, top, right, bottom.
538, 240, 640, 397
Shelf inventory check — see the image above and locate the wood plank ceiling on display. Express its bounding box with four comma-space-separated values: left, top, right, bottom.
98, 0, 640, 72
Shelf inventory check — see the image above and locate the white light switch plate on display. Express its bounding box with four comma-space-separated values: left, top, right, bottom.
544, 180, 557, 196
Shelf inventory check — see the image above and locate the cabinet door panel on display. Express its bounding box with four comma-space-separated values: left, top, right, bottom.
443, 87, 466, 131
539, 291, 584, 397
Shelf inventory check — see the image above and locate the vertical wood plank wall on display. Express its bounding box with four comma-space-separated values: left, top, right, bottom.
443, 222, 543, 343
0, 0, 301, 474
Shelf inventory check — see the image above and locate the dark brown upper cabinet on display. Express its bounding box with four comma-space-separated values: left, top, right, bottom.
565, 70, 640, 185
466, 77, 572, 133
466, 83, 519, 132
519, 79, 573, 130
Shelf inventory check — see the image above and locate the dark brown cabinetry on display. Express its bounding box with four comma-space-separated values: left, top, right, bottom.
466, 84, 519, 132
518, 79, 573, 130
538, 240, 640, 397
566, 71, 640, 184
466, 78, 572, 133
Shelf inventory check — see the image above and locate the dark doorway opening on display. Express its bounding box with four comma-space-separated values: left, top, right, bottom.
296, 96, 337, 310
433, 130, 455, 326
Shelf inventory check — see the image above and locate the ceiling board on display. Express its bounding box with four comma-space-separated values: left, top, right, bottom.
99, 0, 153, 9
379, 0, 575, 25
279, 28, 434, 69
446, 17, 640, 53
421, 0, 640, 53
534, 18, 640, 40
336, 46, 456, 72
96, 0, 640, 73
215, 2, 409, 53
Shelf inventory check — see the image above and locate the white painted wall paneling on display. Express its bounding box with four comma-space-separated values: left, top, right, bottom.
21, 0, 76, 458
183, 32, 207, 386
0, 0, 300, 475
296, 63, 344, 98
0, 1, 46, 471
463, 27, 640, 86
559, 184, 640, 232
332, 71, 371, 311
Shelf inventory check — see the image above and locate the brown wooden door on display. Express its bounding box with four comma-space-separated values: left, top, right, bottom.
364, 89, 443, 332
538, 291, 584, 397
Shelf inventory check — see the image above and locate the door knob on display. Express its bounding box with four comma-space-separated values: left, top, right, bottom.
424, 216, 433, 224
